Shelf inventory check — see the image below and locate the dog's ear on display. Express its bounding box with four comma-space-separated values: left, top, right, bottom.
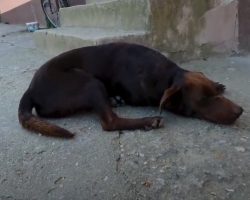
214, 82, 226, 94
159, 86, 181, 114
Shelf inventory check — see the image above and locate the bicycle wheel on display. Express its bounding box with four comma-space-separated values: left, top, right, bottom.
59, 0, 69, 7
41, 0, 60, 28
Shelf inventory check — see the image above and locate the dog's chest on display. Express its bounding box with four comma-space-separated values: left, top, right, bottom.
106, 79, 161, 106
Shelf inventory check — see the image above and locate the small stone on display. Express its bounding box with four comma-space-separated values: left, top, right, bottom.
143, 161, 148, 165
235, 146, 246, 152
179, 166, 187, 171
142, 180, 152, 188
139, 153, 144, 158
240, 137, 247, 142
103, 176, 108, 181
173, 185, 178, 189
225, 188, 234, 193
210, 192, 216, 196
218, 140, 227, 145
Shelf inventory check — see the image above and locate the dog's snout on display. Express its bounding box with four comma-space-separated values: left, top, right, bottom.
219, 106, 243, 124
235, 106, 243, 117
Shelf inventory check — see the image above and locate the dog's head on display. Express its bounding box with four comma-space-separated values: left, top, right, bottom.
160, 71, 243, 124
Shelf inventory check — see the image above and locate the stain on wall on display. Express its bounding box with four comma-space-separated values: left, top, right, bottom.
148, 0, 239, 60
197, 0, 238, 54
149, 0, 213, 60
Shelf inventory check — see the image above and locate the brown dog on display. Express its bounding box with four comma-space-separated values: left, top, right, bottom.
18, 43, 243, 138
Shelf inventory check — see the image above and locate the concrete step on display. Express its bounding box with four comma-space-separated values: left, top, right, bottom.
60, 0, 150, 31
86, 0, 112, 4
34, 27, 148, 55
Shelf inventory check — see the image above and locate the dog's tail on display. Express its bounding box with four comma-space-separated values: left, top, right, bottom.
18, 90, 74, 138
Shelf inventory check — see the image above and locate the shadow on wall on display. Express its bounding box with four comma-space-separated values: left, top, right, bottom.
68, 0, 86, 6
239, 0, 250, 51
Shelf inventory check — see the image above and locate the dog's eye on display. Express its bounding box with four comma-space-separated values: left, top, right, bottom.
201, 96, 208, 101
201, 90, 215, 101
200, 96, 210, 104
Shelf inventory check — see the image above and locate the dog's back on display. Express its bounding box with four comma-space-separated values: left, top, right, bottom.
19, 43, 173, 137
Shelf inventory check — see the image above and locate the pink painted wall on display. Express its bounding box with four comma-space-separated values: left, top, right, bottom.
0, 0, 85, 26
0, 0, 46, 26
0, 0, 30, 13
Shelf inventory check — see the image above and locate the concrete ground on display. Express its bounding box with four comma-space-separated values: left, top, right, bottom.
0, 24, 250, 200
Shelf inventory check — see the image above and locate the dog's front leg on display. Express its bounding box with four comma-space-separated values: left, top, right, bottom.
89, 80, 164, 131
99, 106, 164, 131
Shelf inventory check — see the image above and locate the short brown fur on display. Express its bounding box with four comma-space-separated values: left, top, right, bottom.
18, 43, 243, 138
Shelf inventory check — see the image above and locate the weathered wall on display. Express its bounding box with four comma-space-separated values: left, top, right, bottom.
149, 0, 239, 60
197, 0, 238, 53
86, 0, 108, 3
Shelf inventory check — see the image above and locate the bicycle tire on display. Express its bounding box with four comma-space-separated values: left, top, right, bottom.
59, 0, 69, 7
41, 0, 60, 28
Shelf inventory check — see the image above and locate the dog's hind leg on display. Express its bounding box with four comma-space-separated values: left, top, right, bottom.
88, 81, 164, 131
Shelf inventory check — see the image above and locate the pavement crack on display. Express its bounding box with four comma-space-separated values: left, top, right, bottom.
111, 131, 146, 199
47, 187, 57, 194
112, 131, 123, 172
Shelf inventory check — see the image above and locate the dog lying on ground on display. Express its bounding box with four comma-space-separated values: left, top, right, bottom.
18, 43, 243, 138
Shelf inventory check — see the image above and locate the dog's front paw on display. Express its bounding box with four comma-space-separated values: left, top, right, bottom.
144, 116, 164, 131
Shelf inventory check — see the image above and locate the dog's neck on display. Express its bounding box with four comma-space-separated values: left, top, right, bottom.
165, 66, 187, 90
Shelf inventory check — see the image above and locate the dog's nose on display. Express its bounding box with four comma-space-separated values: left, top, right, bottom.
234, 106, 243, 117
